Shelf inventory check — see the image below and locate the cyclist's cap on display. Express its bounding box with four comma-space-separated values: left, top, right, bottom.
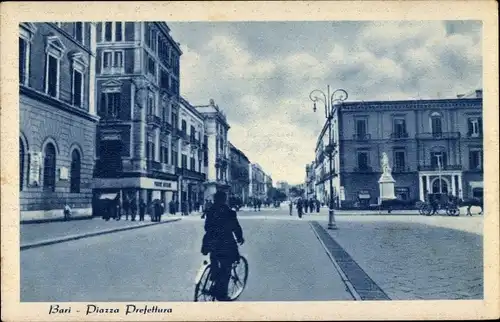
214, 191, 227, 204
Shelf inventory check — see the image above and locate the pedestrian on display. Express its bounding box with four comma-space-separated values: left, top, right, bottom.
130, 198, 137, 221
316, 199, 320, 213
182, 200, 188, 216
303, 199, 308, 214
309, 199, 314, 213
297, 199, 303, 218
257, 199, 261, 211
289, 199, 293, 216
430, 194, 438, 216
139, 199, 146, 221
123, 198, 130, 220
63, 203, 72, 221
169, 199, 176, 215
115, 201, 121, 221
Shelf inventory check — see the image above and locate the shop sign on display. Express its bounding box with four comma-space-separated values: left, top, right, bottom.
339, 186, 345, 201
154, 181, 172, 188
59, 166, 69, 180
28, 151, 42, 187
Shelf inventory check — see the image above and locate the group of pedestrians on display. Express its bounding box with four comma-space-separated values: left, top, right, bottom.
101, 198, 149, 222
289, 198, 321, 218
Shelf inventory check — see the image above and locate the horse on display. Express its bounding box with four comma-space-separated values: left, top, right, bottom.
459, 198, 483, 216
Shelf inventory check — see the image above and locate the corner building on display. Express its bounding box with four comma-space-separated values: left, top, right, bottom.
92, 22, 182, 209
331, 94, 483, 208
19, 22, 99, 220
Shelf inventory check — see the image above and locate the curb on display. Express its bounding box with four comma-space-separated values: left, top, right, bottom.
21, 216, 94, 225
20, 218, 181, 250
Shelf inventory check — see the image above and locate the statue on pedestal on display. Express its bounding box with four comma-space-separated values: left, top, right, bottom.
378, 152, 396, 202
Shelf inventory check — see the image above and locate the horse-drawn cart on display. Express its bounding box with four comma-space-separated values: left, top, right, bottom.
417, 193, 460, 216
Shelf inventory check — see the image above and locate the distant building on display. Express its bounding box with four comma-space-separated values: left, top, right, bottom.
314, 94, 483, 208
264, 173, 273, 199
305, 162, 316, 199
19, 22, 99, 220
276, 181, 290, 197
229, 142, 250, 204
177, 97, 206, 211
195, 99, 230, 201
249, 163, 266, 201
92, 22, 182, 210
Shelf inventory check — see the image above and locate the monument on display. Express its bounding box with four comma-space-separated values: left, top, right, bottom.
378, 152, 396, 202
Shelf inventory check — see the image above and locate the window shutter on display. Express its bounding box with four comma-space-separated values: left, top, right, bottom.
467, 119, 473, 135
478, 118, 483, 135
469, 151, 474, 169
100, 93, 106, 116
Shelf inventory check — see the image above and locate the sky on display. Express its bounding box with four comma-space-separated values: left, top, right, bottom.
168, 21, 482, 185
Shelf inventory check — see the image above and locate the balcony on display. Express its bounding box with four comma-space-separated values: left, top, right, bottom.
180, 130, 189, 144
390, 132, 410, 139
466, 131, 482, 138
172, 128, 181, 139
353, 166, 373, 173
147, 115, 162, 128
352, 133, 372, 141
392, 166, 411, 173
417, 164, 463, 171
415, 132, 460, 140
161, 122, 172, 134
176, 167, 206, 181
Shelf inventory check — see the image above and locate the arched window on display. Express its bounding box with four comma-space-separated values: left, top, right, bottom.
70, 149, 81, 193
43, 143, 56, 191
430, 112, 443, 136
20, 138, 25, 191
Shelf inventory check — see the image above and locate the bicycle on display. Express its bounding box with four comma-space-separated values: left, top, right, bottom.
194, 254, 249, 302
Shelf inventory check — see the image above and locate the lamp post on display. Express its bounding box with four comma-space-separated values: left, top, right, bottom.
309, 85, 348, 230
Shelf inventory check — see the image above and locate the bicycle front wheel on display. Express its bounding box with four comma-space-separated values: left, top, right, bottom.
227, 256, 249, 301
194, 265, 215, 302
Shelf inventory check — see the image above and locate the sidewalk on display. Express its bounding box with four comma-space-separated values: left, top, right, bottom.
21, 216, 181, 250
312, 215, 483, 300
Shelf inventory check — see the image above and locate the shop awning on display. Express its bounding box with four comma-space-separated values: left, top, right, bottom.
358, 193, 371, 199
99, 193, 118, 200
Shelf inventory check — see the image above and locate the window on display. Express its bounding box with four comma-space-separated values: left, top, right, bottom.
147, 91, 155, 115
20, 138, 25, 191
357, 151, 369, 170
394, 150, 406, 170
162, 104, 169, 123
181, 155, 187, 168
74, 22, 84, 43
172, 151, 178, 168
355, 119, 367, 138
103, 51, 112, 68
115, 22, 122, 41
72, 69, 83, 107
19, 37, 29, 85
469, 149, 483, 170
393, 118, 407, 137
102, 50, 123, 73
104, 22, 112, 41
468, 118, 482, 137
147, 55, 156, 76
113, 52, 123, 68
190, 126, 196, 139
46, 54, 59, 97
171, 112, 178, 129
100, 92, 121, 118
43, 143, 56, 191
161, 146, 169, 164
181, 120, 187, 133
160, 69, 169, 90
431, 115, 442, 135
190, 157, 195, 170
70, 149, 81, 193
430, 152, 447, 169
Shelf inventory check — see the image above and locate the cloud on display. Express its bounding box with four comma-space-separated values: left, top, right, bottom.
169, 21, 482, 184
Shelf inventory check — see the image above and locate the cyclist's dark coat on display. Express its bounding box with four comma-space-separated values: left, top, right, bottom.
202, 204, 243, 261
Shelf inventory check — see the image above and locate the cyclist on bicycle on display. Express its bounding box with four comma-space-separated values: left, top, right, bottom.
201, 190, 244, 301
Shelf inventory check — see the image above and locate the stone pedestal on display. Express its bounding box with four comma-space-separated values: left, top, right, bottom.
378, 172, 396, 202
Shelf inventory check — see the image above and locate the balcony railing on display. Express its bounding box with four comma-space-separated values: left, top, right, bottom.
415, 132, 460, 140
147, 160, 163, 171
353, 166, 373, 173
147, 115, 162, 128
176, 167, 206, 181
352, 133, 371, 141
392, 166, 411, 173
390, 132, 409, 139
466, 131, 482, 138
417, 164, 463, 171
161, 122, 172, 134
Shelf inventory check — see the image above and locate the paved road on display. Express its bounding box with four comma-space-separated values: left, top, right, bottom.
21, 215, 353, 302
21, 208, 483, 301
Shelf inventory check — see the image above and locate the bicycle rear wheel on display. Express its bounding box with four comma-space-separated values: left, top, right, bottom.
194, 265, 215, 302
227, 256, 249, 301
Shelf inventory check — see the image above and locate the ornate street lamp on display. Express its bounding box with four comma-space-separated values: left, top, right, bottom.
309, 85, 348, 230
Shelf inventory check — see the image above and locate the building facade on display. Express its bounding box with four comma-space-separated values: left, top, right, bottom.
314, 121, 339, 206
305, 162, 316, 199
276, 181, 290, 198
248, 163, 266, 202
92, 21, 182, 210
229, 142, 250, 204
196, 99, 230, 201
19, 22, 99, 220
319, 94, 483, 208
177, 97, 206, 212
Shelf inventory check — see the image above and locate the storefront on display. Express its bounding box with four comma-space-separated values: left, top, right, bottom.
92, 177, 178, 217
